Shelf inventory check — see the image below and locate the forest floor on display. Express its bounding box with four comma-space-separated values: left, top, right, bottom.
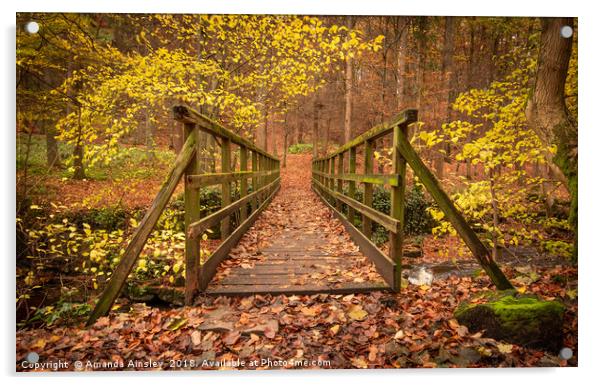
16, 154, 578, 370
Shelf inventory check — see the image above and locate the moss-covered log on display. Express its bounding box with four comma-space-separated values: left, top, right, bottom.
454, 291, 565, 352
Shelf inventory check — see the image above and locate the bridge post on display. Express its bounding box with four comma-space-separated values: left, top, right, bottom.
390, 123, 408, 292
184, 123, 201, 305
337, 153, 344, 211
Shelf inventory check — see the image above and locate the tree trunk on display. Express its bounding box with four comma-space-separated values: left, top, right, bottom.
525, 17, 577, 260
261, 108, 268, 151
283, 131, 288, 168
396, 17, 409, 110
344, 16, 354, 143
312, 95, 320, 157
435, 16, 456, 177
45, 123, 61, 168
72, 107, 86, 180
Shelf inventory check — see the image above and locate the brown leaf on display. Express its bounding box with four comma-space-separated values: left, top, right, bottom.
223, 331, 241, 346
191, 330, 201, 346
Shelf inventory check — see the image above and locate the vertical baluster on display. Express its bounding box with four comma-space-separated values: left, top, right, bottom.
240, 147, 248, 222
329, 156, 335, 195
363, 140, 374, 238
251, 151, 258, 212
337, 153, 344, 211
348, 147, 357, 224
390, 124, 407, 291
221, 138, 231, 240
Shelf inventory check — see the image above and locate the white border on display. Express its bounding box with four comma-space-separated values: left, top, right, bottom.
3, 1, 600, 385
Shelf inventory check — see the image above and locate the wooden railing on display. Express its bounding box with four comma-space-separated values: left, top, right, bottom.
87, 105, 280, 325
312, 109, 513, 292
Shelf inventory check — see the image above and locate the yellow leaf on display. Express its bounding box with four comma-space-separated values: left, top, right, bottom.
347, 305, 368, 321
497, 343, 514, 354
32, 339, 46, 350
330, 324, 340, 335
517, 286, 528, 294
351, 357, 368, 369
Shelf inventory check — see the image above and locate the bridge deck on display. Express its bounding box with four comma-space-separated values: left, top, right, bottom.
203, 154, 389, 296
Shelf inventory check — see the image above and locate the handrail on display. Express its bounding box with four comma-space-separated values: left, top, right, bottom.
313, 109, 417, 162
87, 105, 281, 325
311, 108, 513, 292
173, 105, 278, 161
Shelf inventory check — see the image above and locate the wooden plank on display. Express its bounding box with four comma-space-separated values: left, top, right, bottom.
313, 109, 417, 162
188, 177, 280, 239
199, 183, 280, 291
313, 171, 399, 186
184, 124, 201, 305
221, 138, 231, 240
363, 140, 374, 238
258, 256, 364, 262
229, 267, 356, 275
221, 276, 296, 285
389, 122, 407, 292
312, 184, 395, 288
395, 120, 514, 290
87, 132, 196, 326
173, 105, 277, 161
205, 282, 390, 296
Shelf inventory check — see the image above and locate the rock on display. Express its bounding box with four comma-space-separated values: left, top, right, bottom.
408, 266, 434, 286
125, 284, 184, 306
155, 287, 184, 306
454, 290, 565, 352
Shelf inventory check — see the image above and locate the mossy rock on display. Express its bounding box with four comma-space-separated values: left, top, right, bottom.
454, 291, 565, 352
126, 284, 184, 306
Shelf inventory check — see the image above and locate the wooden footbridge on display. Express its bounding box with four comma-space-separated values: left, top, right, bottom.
87, 105, 513, 325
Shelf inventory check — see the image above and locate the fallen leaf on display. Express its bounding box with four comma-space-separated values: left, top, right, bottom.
497, 343, 514, 354
32, 339, 46, 350
351, 357, 368, 368
223, 331, 241, 346
264, 325, 276, 339
168, 317, 188, 331
330, 324, 340, 335
368, 345, 378, 362
348, 305, 368, 321
191, 330, 201, 346
394, 330, 405, 340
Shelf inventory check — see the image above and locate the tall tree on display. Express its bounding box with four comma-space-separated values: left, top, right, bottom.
343, 16, 355, 143
526, 17, 577, 259
435, 16, 456, 177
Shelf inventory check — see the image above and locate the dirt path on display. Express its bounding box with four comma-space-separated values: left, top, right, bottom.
207, 154, 385, 294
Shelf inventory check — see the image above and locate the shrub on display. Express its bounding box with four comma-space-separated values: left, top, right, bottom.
288, 143, 313, 154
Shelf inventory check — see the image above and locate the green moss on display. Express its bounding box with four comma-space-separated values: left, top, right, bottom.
454, 292, 565, 351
